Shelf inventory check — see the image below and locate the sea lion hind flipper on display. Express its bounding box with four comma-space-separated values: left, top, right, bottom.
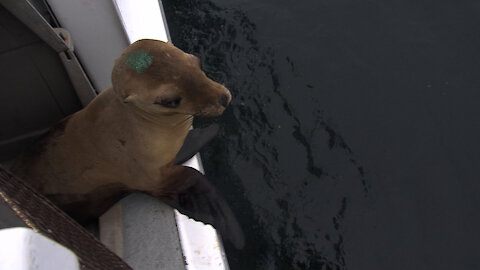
153, 166, 245, 249
174, 124, 219, 165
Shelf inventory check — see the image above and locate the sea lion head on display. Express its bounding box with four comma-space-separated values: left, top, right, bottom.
111, 39, 232, 119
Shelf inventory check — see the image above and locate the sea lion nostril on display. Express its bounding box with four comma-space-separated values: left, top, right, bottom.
219, 94, 230, 108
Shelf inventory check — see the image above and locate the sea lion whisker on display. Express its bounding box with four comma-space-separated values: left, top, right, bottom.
178, 114, 194, 125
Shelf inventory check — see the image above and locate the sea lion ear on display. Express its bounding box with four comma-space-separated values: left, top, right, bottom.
123, 94, 136, 104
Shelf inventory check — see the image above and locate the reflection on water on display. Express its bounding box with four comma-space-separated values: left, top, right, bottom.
164, 1, 368, 269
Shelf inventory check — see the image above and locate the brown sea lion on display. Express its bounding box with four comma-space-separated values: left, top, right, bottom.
11, 39, 244, 248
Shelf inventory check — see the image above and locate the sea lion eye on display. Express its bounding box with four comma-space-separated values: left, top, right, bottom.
157, 97, 182, 108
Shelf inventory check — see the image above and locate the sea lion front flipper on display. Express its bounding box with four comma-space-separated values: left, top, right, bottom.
149, 165, 245, 249
174, 124, 219, 165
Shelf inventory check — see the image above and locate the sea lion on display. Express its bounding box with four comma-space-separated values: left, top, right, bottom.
11, 39, 244, 248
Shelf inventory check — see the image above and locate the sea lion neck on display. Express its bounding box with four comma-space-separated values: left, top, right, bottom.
79, 88, 191, 168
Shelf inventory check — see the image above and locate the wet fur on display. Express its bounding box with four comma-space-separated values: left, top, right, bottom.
11, 40, 244, 248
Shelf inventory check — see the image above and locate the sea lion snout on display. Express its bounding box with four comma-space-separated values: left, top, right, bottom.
193, 83, 232, 117
219, 94, 230, 108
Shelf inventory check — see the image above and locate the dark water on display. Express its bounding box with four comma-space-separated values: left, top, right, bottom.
163, 1, 480, 269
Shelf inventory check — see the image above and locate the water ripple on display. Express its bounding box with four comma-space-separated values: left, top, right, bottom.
164, 1, 370, 269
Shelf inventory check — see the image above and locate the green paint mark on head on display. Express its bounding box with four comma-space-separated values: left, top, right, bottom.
124, 50, 154, 74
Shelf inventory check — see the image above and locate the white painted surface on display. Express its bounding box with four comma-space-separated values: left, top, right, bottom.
175, 210, 230, 270
0, 227, 79, 270
112, 0, 170, 43
47, 0, 130, 91
101, 194, 186, 270
177, 155, 229, 270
